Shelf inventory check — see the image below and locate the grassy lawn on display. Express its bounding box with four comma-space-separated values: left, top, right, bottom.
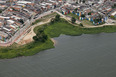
43, 12, 57, 18
67, 13, 106, 26
44, 19, 116, 36
67, 13, 94, 26
67, 13, 79, 20
0, 18, 116, 59
44, 20, 81, 37
34, 19, 116, 38
32, 12, 57, 25
82, 20, 94, 26
67, 13, 93, 26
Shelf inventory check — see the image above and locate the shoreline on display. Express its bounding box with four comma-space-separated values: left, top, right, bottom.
51, 38, 57, 46
0, 18, 116, 59
0, 11, 116, 46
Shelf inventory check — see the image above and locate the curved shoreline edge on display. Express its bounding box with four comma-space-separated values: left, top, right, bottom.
51, 38, 57, 46
0, 18, 116, 59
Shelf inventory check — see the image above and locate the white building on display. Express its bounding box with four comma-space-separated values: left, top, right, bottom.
98, 0, 104, 4
0, 1, 6, 3
17, 1, 32, 4
66, 0, 83, 4
111, 11, 116, 16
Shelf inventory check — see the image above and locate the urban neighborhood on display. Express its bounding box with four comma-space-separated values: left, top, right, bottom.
1, 0, 116, 76
0, 0, 116, 46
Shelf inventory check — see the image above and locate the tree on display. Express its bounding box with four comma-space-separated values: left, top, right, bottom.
74, 8, 78, 12
81, 14, 85, 17
110, 16, 116, 20
94, 19, 100, 23
43, 35, 48, 40
50, 18, 55, 24
92, 3, 94, 6
0, 10, 2, 13
33, 36, 38, 41
19, 19, 24, 24
93, 15, 102, 23
88, 12, 91, 15
76, 2, 78, 4
55, 14, 60, 21
33, 29, 48, 42
71, 17, 76, 23
79, 23, 83, 27
112, 3, 116, 8
82, 0, 85, 3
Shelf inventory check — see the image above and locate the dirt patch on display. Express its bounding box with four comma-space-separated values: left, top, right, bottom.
18, 30, 36, 45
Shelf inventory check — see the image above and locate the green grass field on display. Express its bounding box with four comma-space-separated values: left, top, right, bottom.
0, 18, 116, 59
82, 20, 94, 26
35, 19, 116, 38
67, 13, 79, 20
32, 12, 57, 25
67, 13, 105, 26
67, 13, 94, 26
0, 39, 54, 59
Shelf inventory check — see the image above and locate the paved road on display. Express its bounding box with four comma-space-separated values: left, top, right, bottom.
16, 18, 52, 44
0, 9, 56, 46
0, 3, 65, 46
1, 4, 115, 46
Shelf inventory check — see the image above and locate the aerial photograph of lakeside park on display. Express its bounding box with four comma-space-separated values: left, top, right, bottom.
0, 0, 116, 77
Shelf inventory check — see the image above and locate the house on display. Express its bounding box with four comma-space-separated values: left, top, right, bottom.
111, 11, 116, 17
111, 11, 116, 18
0, 31, 8, 42
7, 20, 15, 24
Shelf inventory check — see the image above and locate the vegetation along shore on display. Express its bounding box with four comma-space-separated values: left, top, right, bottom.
0, 14, 116, 59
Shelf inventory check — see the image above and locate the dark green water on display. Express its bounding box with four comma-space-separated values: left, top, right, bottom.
0, 33, 116, 77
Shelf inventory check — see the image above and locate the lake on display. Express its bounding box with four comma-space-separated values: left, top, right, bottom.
0, 33, 116, 77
